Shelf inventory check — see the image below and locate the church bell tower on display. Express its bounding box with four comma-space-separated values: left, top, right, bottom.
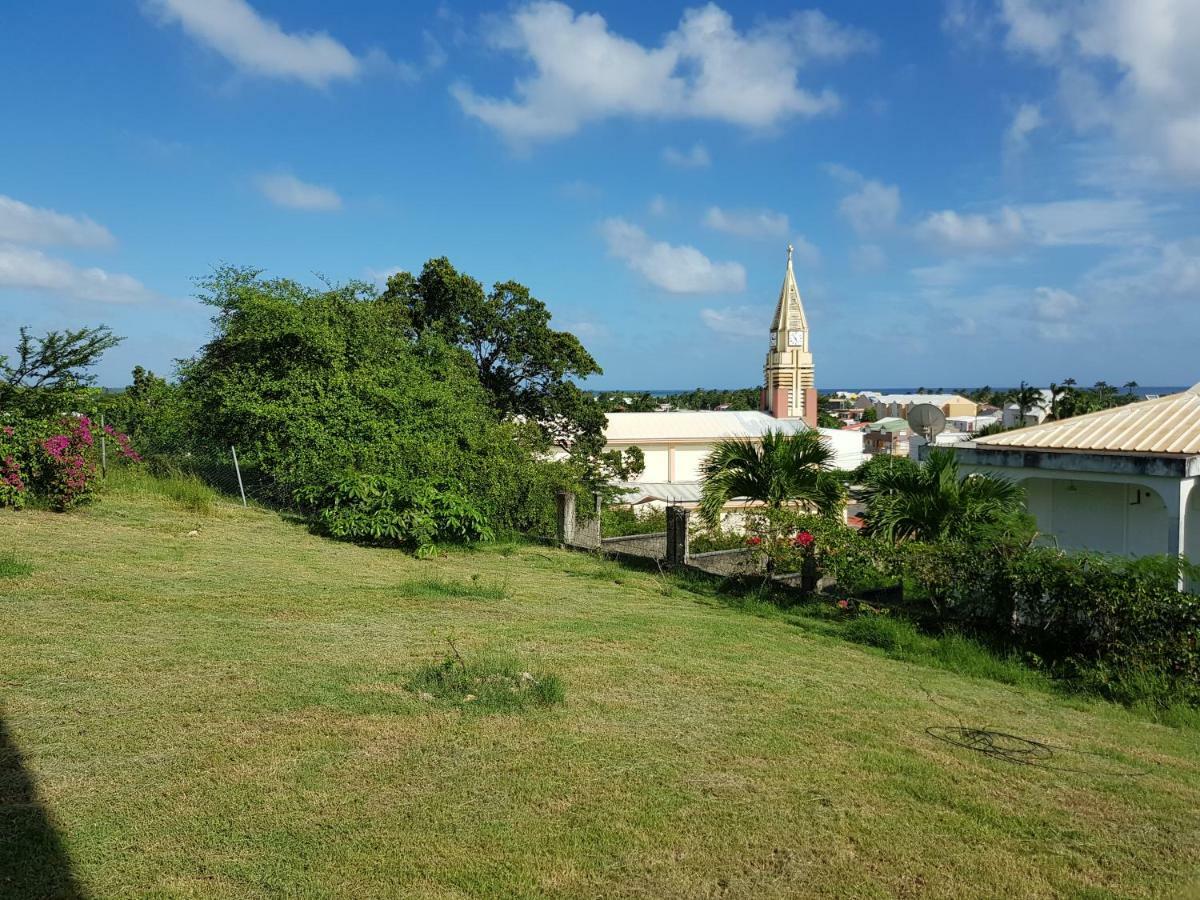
763, 244, 817, 424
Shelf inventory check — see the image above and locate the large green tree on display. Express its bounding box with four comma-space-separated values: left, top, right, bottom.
860, 448, 1030, 544
0, 325, 121, 417
698, 430, 844, 527
181, 266, 572, 538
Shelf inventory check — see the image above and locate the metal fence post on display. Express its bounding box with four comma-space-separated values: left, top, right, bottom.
231, 446, 247, 507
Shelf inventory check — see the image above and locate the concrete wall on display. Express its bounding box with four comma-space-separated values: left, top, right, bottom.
1023, 477, 1168, 556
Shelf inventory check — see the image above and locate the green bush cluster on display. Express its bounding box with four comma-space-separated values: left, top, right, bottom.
745, 507, 1200, 709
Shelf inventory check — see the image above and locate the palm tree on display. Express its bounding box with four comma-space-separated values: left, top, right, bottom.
1012, 381, 1043, 426
860, 448, 1029, 544
698, 430, 842, 526
1123, 380, 1139, 396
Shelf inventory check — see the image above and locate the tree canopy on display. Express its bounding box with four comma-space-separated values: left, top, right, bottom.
698, 430, 844, 527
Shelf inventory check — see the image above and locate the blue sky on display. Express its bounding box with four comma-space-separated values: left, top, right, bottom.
2, 0, 1198, 389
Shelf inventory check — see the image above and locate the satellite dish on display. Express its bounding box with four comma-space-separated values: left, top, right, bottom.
907, 403, 946, 442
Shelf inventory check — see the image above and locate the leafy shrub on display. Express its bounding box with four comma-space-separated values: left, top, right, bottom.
408, 648, 565, 713
745, 509, 896, 593
305, 474, 494, 553
180, 270, 580, 547
1008, 549, 1200, 702
689, 525, 748, 554
601, 505, 667, 537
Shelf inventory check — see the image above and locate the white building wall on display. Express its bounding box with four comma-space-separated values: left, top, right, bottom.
819, 427, 863, 471
636, 444, 670, 482
673, 447, 711, 482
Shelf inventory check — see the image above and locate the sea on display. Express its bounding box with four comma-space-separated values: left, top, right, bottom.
617, 386, 1189, 400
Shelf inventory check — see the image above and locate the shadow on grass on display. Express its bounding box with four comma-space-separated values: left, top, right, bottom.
0, 715, 85, 899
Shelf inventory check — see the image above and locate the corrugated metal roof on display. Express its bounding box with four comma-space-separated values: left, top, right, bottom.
617, 482, 705, 504
973, 383, 1200, 455
605, 411, 809, 443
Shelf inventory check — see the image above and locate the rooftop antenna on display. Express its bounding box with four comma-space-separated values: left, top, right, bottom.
907, 403, 946, 445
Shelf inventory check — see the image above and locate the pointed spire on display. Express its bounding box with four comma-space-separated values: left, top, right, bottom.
771, 243, 807, 333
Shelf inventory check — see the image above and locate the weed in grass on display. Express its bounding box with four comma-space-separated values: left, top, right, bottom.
159, 474, 219, 514
408, 646, 564, 713
0, 552, 32, 579
397, 576, 508, 602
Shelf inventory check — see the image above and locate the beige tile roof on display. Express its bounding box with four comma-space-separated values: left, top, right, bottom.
974, 383, 1200, 455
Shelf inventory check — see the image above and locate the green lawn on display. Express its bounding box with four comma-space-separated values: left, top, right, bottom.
2, 476, 1199, 898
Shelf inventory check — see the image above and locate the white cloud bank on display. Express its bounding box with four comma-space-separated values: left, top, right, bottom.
826, 165, 901, 235
995, 0, 1200, 182
662, 143, 712, 169
0, 244, 152, 304
256, 173, 343, 211
453, 2, 875, 143
916, 198, 1151, 253
0, 195, 115, 249
0, 195, 151, 304
145, 0, 363, 88
702, 206, 789, 239
700, 306, 764, 339
601, 218, 745, 294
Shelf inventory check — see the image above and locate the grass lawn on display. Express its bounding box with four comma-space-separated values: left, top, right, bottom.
2, 475, 1199, 898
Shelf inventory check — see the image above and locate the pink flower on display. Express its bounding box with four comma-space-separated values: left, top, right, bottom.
837, 599, 850, 610
1, 426, 13, 437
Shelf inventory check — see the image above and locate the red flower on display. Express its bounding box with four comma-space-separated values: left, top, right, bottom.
794, 530, 815, 548
747, 536, 762, 546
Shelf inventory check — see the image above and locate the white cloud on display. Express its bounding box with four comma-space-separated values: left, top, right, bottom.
0, 195, 115, 249
0, 244, 153, 303
916, 198, 1150, 254
851, 243, 887, 272
700, 306, 763, 339
995, 0, 1200, 182
662, 143, 712, 169
601, 218, 745, 294
145, 0, 362, 88
827, 166, 901, 236
1016, 198, 1150, 246
1005, 102, 1045, 156
557, 179, 602, 200
256, 173, 343, 211
1031, 285, 1083, 340
791, 236, 822, 267
917, 207, 1024, 252
702, 206, 789, 239
648, 195, 670, 217
453, 2, 875, 144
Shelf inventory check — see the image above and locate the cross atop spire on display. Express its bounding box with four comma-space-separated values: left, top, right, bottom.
787, 242, 794, 263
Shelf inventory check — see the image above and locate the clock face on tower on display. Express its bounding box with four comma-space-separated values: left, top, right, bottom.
788, 330, 805, 348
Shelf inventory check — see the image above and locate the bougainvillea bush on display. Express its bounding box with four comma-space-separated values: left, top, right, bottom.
0, 415, 139, 511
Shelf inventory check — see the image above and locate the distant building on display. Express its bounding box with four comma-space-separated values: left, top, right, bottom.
860, 392, 978, 420
954, 383, 1200, 586
862, 417, 911, 457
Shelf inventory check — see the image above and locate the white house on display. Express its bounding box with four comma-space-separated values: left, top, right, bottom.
606, 411, 862, 506
954, 384, 1200, 583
